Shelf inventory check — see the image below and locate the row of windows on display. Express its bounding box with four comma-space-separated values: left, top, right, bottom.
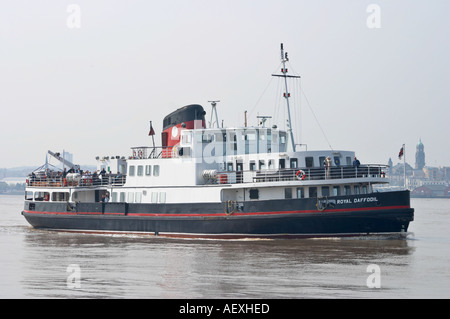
227, 158, 299, 172
284, 185, 369, 199
226, 155, 353, 172
249, 184, 370, 200
25, 191, 69, 201
186, 130, 287, 145
128, 165, 160, 177
111, 191, 166, 203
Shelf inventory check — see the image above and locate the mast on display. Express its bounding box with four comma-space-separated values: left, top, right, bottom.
272, 43, 300, 151
208, 100, 220, 128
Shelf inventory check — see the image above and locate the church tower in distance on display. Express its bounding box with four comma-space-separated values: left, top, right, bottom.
415, 138, 425, 170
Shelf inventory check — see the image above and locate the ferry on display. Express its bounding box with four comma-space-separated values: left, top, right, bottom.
22, 44, 414, 239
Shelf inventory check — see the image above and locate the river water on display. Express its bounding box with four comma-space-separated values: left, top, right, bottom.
0, 195, 448, 299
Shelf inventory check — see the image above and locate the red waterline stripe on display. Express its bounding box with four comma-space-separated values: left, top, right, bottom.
23, 205, 410, 218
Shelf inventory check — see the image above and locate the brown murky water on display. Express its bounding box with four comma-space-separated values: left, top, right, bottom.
1, 195, 449, 299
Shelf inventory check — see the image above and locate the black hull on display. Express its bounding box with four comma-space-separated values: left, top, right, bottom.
22, 191, 414, 239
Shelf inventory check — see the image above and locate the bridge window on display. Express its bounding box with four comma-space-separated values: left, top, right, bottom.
346, 157, 352, 165
279, 133, 287, 152
25, 191, 33, 201
151, 192, 158, 203
319, 157, 326, 167
249, 189, 259, 199
362, 185, 368, 194
259, 160, 265, 170
284, 188, 292, 199
296, 187, 304, 198
129, 166, 135, 176
52, 192, 70, 202
309, 187, 317, 198
305, 157, 314, 168
290, 158, 298, 169
34, 192, 50, 201
137, 165, 143, 176
153, 165, 160, 177
202, 134, 213, 143
344, 186, 351, 195
333, 186, 341, 196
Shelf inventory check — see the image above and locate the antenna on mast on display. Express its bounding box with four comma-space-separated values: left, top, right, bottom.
208, 100, 220, 128
272, 43, 300, 151
257, 115, 272, 128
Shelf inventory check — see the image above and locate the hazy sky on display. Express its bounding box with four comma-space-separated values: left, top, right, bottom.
1, 0, 449, 169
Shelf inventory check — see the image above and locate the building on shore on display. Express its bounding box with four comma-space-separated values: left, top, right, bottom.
386, 139, 450, 198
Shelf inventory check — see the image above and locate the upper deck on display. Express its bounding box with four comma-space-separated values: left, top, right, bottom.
26, 126, 388, 191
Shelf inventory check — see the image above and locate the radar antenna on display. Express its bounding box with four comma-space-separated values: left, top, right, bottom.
257, 115, 272, 128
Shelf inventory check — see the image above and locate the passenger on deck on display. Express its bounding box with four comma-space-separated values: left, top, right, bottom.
100, 168, 107, 185
353, 157, 361, 168
114, 172, 123, 184
324, 156, 332, 179
92, 171, 99, 185
101, 193, 110, 203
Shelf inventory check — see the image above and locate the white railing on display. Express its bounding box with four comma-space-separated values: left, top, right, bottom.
214, 165, 388, 184
27, 173, 126, 188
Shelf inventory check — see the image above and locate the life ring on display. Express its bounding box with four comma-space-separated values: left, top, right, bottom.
296, 170, 306, 181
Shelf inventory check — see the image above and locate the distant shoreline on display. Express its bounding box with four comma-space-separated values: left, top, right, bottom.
0, 191, 24, 196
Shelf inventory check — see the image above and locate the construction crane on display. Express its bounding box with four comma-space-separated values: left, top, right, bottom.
47, 150, 78, 170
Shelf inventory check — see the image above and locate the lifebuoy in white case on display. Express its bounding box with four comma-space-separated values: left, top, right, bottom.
296, 170, 306, 181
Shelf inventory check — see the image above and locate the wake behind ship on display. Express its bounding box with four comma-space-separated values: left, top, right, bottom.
22, 44, 414, 239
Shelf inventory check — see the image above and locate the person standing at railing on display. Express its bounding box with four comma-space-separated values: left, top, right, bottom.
353, 156, 361, 178
92, 171, 100, 186
99, 168, 106, 185
114, 172, 123, 185
30, 172, 36, 186
324, 156, 332, 179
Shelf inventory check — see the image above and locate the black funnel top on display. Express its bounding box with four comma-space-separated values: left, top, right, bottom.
163, 104, 206, 131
